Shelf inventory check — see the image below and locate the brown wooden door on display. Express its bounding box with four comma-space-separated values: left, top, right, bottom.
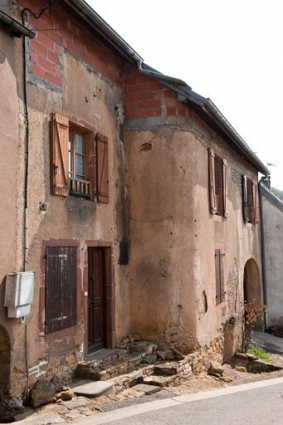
88, 248, 106, 352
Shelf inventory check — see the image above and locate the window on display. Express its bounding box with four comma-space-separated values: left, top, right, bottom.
208, 148, 228, 217
242, 175, 259, 224
215, 249, 225, 305
45, 246, 77, 333
52, 113, 109, 203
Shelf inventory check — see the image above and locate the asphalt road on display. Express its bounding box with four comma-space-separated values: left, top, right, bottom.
72, 377, 283, 425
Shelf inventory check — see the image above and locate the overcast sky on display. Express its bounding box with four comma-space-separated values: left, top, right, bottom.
87, 0, 283, 189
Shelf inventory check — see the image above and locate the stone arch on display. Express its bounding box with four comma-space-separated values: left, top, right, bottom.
0, 325, 11, 399
243, 258, 262, 305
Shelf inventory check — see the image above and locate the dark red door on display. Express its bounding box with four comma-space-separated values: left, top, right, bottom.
88, 248, 106, 352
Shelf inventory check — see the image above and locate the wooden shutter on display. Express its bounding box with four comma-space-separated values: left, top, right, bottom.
215, 249, 225, 305
242, 175, 249, 222
215, 250, 221, 305
220, 250, 225, 303
209, 148, 217, 214
222, 159, 228, 217
45, 246, 77, 334
253, 180, 260, 224
87, 133, 97, 201
96, 133, 109, 204
52, 114, 69, 196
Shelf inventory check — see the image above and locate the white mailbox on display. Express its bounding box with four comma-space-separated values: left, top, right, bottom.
4, 272, 34, 318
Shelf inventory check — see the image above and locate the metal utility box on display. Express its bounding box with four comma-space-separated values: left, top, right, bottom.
4, 272, 34, 318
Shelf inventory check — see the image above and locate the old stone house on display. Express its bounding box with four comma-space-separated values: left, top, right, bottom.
0, 0, 269, 415
260, 184, 283, 330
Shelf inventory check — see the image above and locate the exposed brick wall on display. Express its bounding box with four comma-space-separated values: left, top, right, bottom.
124, 65, 189, 120
19, 0, 123, 89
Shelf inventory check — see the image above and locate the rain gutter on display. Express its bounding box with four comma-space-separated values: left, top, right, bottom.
0, 10, 35, 38
70, 0, 189, 87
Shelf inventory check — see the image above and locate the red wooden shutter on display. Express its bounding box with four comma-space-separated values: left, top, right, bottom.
253, 180, 260, 224
87, 133, 97, 201
96, 133, 109, 204
45, 246, 77, 334
52, 114, 69, 196
209, 148, 217, 214
222, 159, 228, 217
242, 175, 249, 222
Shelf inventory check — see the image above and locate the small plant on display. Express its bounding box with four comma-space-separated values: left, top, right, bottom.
241, 300, 266, 353
247, 347, 273, 363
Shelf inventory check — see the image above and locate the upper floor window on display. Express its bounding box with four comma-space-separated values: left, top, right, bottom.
242, 175, 259, 224
208, 148, 228, 217
52, 113, 109, 203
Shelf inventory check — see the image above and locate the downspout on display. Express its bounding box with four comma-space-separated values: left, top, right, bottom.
21, 9, 31, 400
259, 179, 269, 329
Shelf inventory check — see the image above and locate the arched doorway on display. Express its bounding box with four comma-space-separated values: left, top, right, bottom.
0, 325, 11, 399
243, 258, 262, 305
243, 258, 264, 330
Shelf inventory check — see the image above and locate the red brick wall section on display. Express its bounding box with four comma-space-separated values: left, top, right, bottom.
124, 65, 189, 120
19, 0, 123, 89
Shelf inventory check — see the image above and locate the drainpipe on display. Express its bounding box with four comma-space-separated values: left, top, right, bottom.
259, 178, 269, 329
21, 8, 31, 400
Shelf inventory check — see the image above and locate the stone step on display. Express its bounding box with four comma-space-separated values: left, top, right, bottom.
143, 374, 177, 387
77, 353, 144, 381
71, 380, 115, 398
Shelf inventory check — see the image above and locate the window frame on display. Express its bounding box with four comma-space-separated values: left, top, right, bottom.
51, 113, 109, 203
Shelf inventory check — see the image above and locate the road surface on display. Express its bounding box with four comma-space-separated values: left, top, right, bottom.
71, 377, 283, 425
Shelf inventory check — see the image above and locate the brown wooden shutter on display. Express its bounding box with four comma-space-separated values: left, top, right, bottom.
215, 249, 221, 305
253, 180, 260, 224
242, 175, 249, 222
209, 148, 217, 214
96, 133, 109, 204
220, 250, 225, 303
45, 246, 77, 334
222, 159, 228, 217
87, 133, 97, 201
52, 114, 69, 196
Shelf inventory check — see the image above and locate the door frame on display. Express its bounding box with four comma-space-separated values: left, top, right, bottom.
84, 241, 116, 357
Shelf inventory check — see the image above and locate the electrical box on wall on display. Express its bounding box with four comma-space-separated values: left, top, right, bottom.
4, 272, 35, 318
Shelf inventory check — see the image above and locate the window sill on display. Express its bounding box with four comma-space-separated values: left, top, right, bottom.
213, 214, 226, 222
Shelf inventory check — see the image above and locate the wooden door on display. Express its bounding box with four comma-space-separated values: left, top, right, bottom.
88, 248, 106, 352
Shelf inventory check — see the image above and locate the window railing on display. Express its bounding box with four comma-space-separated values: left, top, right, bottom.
69, 177, 90, 197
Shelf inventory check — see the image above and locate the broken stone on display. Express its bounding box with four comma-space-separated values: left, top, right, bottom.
219, 375, 234, 382
133, 384, 161, 395
129, 342, 155, 355
208, 370, 222, 378
142, 354, 157, 364
72, 380, 115, 398
52, 375, 66, 392
156, 351, 167, 360
246, 353, 259, 360
170, 345, 185, 360
58, 389, 74, 401
133, 334, 141, 341
0, 398, 24, 422
30, 379, 56, 408
235, 352, 249, 359
157, 343, 169, 351
235, 366, 247, 373
208, 361, 224, 376
63, 398, 91, 410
